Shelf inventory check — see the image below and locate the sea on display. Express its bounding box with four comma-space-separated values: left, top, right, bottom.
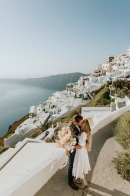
0, 83, 56, 137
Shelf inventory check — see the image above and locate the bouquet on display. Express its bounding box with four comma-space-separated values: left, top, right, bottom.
56, 126, 76, 155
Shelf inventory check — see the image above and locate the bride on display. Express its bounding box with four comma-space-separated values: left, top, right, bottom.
72, 118, 92, 189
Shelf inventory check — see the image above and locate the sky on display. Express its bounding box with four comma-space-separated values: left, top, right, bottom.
0, 0, 130, 78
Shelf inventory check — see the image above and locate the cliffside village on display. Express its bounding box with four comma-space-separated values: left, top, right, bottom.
1, 46, 130, 196
4, 46, 130, 147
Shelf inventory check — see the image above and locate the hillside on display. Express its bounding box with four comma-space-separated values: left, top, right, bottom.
0, 72, 88, 90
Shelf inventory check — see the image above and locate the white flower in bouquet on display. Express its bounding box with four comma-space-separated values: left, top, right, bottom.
56, 126, 77, 155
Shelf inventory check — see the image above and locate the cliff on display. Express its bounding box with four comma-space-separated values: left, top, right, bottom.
0, 72, 88, 90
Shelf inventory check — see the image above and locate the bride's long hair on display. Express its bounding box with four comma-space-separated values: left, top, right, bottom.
81, 119, 92, 151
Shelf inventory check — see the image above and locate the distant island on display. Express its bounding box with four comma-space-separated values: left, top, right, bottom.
0, 72, 88, 90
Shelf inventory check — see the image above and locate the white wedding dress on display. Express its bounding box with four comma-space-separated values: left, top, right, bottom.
72, 132, 91, 179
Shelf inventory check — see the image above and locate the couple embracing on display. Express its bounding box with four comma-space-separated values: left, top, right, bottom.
68, 114, 92, 190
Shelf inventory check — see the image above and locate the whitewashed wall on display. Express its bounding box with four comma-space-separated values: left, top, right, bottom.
91, 104, 130, 134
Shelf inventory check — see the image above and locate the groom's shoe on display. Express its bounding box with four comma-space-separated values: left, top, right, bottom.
68, 182, 79, 190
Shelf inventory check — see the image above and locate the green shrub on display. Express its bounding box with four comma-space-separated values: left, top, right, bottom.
114, 111, 130, 149
113, 111, 130, 180
118, 89, 127, 98
96, 89, 111, 106
113, 150, 130, 181
86, 86, 111, 107
102, 91, 110, 99
97, 97, 111, 106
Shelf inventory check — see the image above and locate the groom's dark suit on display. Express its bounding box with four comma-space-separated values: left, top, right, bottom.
68, 122, 81, 183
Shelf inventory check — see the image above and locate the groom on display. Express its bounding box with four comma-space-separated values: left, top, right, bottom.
68, 114, 83, 190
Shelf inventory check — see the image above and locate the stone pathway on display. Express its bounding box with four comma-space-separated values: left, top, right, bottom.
35, 120, 130, 196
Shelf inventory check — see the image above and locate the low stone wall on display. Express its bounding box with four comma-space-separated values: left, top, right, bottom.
0, 139, 67, 196
91, 103, 130, 134
4, 128, 37, 147
4, 134, 24, 147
